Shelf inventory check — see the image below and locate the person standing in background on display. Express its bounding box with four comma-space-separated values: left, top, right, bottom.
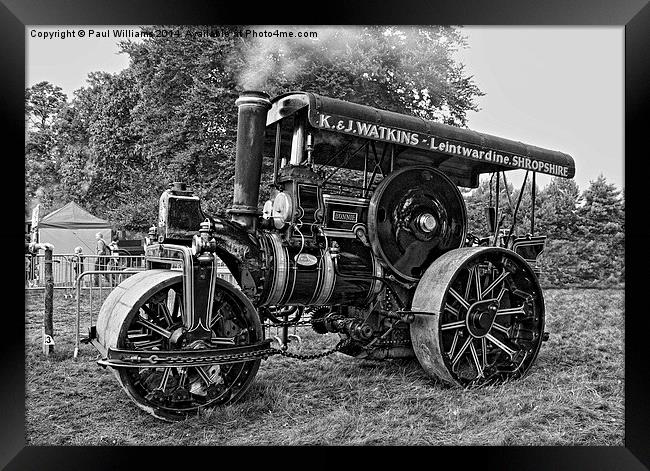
108, 234, 120, 284
73, 246, 84, 282
94, 233, 110, 286
109, 235, 119, 254
25, 235, 36, 287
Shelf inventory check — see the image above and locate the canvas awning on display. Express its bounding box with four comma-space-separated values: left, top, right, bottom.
266, 91, 575, 187
38, 202, 110, 229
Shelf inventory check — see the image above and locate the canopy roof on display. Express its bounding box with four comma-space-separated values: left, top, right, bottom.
39, 202, 111, 229
266, 92, 575, 187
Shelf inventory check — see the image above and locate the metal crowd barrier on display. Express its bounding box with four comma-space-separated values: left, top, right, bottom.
71, 258, 235, 358
25, 252, 306, 358
73, 269, 141, 358
25, 253, 146, 292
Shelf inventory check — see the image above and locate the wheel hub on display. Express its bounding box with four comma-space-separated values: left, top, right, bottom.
466, 299, 499, 338
416, 213, 438, 234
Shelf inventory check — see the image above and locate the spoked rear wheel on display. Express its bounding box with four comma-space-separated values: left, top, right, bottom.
96, 270, 262, 420
410, 247, 545, 387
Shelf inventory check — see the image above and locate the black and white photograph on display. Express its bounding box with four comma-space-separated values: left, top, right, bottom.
10, 2, 647, 464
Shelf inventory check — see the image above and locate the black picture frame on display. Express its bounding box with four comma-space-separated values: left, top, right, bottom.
5, 0, 648, 468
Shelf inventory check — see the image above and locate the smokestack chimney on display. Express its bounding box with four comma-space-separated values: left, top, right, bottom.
230, 91, 271, 232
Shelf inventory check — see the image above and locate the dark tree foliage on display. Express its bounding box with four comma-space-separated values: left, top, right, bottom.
538, 175, 624, 287
119, 26, 243, 220
25, 81, 67, 130
577, 174, 624, 237
25, 82, 68, 211
575, 175, 625, 284
536, 177, 581, 240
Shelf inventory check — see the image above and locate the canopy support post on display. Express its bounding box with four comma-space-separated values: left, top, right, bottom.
531, 171, 536, 235
508, 171, 529, 239
493, 173, 500, 246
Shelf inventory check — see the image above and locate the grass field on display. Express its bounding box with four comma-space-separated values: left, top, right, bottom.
24, 288, 624, 446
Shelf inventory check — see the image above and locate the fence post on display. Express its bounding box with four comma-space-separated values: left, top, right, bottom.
43, 246, 55, 355
29, 242, 56, 355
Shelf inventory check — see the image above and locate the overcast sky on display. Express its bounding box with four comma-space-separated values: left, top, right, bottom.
26, 26, 624, 193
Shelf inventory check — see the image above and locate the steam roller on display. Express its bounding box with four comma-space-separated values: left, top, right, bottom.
88, 89, 571, 420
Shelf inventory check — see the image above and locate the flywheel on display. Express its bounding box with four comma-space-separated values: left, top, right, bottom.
368, 166, 467, 281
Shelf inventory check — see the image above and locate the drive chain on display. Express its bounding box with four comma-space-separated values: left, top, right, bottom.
124, 338, 351, 366
264, 320, 313, 328
276, 338, 351, 360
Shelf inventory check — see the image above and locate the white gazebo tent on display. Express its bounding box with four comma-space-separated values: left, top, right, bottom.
37, 202, 111, 254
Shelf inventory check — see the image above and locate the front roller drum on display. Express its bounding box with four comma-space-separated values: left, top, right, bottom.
95, 269, 263, 421
410, 247, 545, 387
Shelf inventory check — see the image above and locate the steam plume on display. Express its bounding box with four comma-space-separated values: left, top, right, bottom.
236, 26, 361, 91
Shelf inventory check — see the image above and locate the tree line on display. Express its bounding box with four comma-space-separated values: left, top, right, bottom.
464, 174, 624, 287
25, 26, 624, 287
